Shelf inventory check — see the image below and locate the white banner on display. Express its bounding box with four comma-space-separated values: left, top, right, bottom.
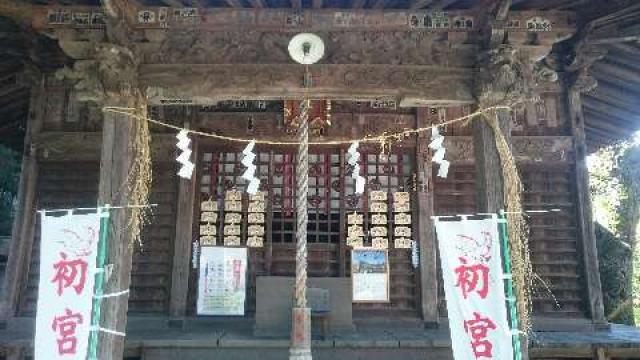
435, 218, 513, 360
35, 212, 100, 360
197, 247, 247, 316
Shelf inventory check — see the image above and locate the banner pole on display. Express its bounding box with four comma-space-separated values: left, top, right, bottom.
498, 210, 522, 360
87, 205, 111, 360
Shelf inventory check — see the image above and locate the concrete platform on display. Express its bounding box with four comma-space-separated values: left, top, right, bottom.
2, 317, 640, 359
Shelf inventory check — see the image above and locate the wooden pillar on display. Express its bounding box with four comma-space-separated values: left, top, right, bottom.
566, 86, 606, 325
96, 97, 136, 360
415, 108, 439, 327
169, 118, 197, 320
0, 74, 44, 320
473, 108, 511, 213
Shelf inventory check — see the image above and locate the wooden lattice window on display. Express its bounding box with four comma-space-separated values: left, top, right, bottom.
199, 149, 414, 247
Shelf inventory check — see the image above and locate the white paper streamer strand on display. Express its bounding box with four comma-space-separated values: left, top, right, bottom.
347, 141, 366, 194
429, 127, 449, 178
176, 130, 194, 179
242, 140, 260, 195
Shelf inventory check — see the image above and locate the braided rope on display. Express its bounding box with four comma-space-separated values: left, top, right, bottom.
294, 100, 310, 309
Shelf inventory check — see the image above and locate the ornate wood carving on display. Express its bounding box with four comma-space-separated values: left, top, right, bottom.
141, 30, 476, 67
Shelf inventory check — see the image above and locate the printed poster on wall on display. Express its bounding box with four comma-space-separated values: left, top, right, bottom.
351, 249, 389, 302
434, 218, 514, 360
197, 247, 247, 315
34, 212, 100, 360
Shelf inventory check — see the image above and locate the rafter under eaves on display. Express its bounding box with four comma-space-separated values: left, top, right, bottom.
224, 0, 244, 7
352, 0, 367, 8
371, 0, 386, 9
160, 0, 188, 7
410, 0, 436, 9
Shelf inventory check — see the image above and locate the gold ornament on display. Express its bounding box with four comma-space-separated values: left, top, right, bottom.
200, 235, 216, 246
248, 213, 265, 224
370, 191, 387, 202
225, 200, 242, 212
225, 190, 242, 201
347, 212, 363, 225
372, 214, 387, 225
224, 236, 241, 246
347, 225, 364, 237
201, 199, 218, 212
394, 237, 412, 249
248, 201, 266, 213
346, 237, 363, 248
394, 213, 411, 225
201, 211, 218, 223
394, 226, 412, 237
393, 202, 410, 213
224, 224, 241, 236
200, 224, 217, 236
370, 202, 388, 213
370, 226, 388, 237
250, 191, 266, 202
394, 192, 410, 204
224, 212, 242, 224
248, 225, 265, 236
247, 236, 264, 248
372, 237, 388, 249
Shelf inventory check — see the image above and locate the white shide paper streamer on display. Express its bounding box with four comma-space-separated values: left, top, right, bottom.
429, 127, 450, 178
347, 141, 366, 194
176, 130, 195, 179
242, 140, 260, 195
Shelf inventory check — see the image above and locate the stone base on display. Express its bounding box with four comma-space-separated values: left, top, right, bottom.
289, 307, 312, 360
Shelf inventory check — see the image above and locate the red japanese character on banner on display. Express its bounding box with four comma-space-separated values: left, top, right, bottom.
52, 252, 88, 296
51, 308, 83, 355
454, 256, 489, 299
464, 312, 497, 359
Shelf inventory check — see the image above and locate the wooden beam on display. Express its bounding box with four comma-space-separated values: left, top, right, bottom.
410, 0, 436, 9
250, 0, 266, 8
291, 0, 302, 9
416, 108, 439, 327
583, 111, 636, 138
169, 118, 197, 320
433, 0, 462, 9
96, 98, 137, 360
223, 0, 244, 7
608, 42, 640, 57
352, 0, 367, 8
0, 74, 44, 320
159, 0, 188, 6
313, 0, 323, 9
371, 0, 387, 9
593, 61, 640, 85
591, 83, 640, 110
582, 96, 640, 123
565, 86, 606, 325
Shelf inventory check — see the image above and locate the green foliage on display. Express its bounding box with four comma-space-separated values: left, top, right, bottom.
0, 145, 21, 236
590, 141, 640, 325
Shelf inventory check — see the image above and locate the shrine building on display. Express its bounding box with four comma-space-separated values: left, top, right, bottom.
0, 0, 640, 359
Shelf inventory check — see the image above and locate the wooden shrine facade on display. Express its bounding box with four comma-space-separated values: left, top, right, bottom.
3, 1, 637, 359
